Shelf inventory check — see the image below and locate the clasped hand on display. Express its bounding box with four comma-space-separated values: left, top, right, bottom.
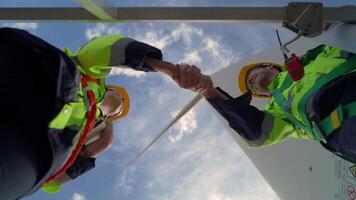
171, 64, 213, 94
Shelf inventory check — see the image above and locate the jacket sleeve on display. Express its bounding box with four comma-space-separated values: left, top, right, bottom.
208, 88, 304, 147
70, 34, 163, 78
64, 153, 96, 180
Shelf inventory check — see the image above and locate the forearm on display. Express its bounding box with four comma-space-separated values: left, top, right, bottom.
144, 56, 176, 77
84, 120, 113, 157
207, 88, 266, 143
200, 87, 229, 101
63, 154, 96, 181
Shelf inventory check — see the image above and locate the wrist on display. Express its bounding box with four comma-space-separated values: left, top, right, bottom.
80, 145, 91, 158
200, 87, 228, 100
144, 57, 175, 76
200, 88, 217, 99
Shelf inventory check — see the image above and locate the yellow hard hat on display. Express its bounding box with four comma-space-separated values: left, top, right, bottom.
106, 85, 130, 121
237, 62, 281, 98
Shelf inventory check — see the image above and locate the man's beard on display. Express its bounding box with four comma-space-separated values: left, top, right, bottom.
258, 75, 272, 91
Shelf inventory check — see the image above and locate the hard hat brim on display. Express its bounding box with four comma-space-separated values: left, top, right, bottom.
106, 85, 130, 121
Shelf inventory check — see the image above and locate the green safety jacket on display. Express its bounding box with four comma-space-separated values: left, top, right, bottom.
48, 35, 135, 132
209, 45, 356, 147
264, 45, 356, 146
38, 34, 162, 194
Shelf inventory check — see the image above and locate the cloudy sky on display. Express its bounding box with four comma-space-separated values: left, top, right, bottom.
1, 1, 354, 200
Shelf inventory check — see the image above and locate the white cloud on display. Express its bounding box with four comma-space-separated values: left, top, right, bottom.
109, 67, 147, 78
200, 36, 237, 74
209, 192, 234, 200
180, 50, 202, 65
85, 23, 203, 51
85, 24, 118, 40
72, 192, 86, 200
168, 108, 197, 142
202, 36, 222, 57
171, 23, 203, 46
1, 22, 38, 32
140, 29, 173, 50
115, 166, 136, 196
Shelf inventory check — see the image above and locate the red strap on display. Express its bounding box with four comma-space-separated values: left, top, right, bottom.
46, 74, 97, 183
81, 74, 99, 84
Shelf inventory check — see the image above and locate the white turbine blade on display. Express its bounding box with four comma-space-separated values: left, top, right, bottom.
121, 94, 203, 171
75, 0, 116, 20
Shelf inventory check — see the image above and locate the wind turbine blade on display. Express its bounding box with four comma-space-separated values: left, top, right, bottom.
121, 94, 203, 171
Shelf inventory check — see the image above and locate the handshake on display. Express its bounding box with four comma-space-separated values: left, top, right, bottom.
144, 57, 221, 99
170, 63, 214, 94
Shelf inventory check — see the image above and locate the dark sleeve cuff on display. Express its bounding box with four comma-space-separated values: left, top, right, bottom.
124, 41, 163, 72
208, 89, 265, 141
65, 154, 96, 179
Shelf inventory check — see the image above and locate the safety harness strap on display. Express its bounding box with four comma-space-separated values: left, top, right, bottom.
298, 55, 356, 140
270, 45, 326, 130
271, 67, 312, 136
271, 76, 292, 116
46, 74, 97, 182
272, 54, 356, 141
318, 101, 356, 137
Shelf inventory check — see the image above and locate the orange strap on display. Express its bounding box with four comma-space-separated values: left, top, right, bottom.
46, 74, 97, 182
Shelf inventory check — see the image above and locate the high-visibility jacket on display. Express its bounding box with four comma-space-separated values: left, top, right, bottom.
41, 73, 103, 193
209, 45, 356, 147
263, 45, 356, 145
28, 34, 162, 196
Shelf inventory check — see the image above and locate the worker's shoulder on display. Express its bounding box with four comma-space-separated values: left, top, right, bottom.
87, 34, 129, 42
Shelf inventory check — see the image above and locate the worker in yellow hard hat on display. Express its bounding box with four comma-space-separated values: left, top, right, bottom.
175, 44, 356, 165
0, 27, 208, 200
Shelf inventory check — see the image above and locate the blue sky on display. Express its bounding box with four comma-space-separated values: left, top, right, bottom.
1, 1, 354, 200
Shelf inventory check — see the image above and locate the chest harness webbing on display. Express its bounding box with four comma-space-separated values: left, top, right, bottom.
46, 74, 97, 182
271, 55, 356, 141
